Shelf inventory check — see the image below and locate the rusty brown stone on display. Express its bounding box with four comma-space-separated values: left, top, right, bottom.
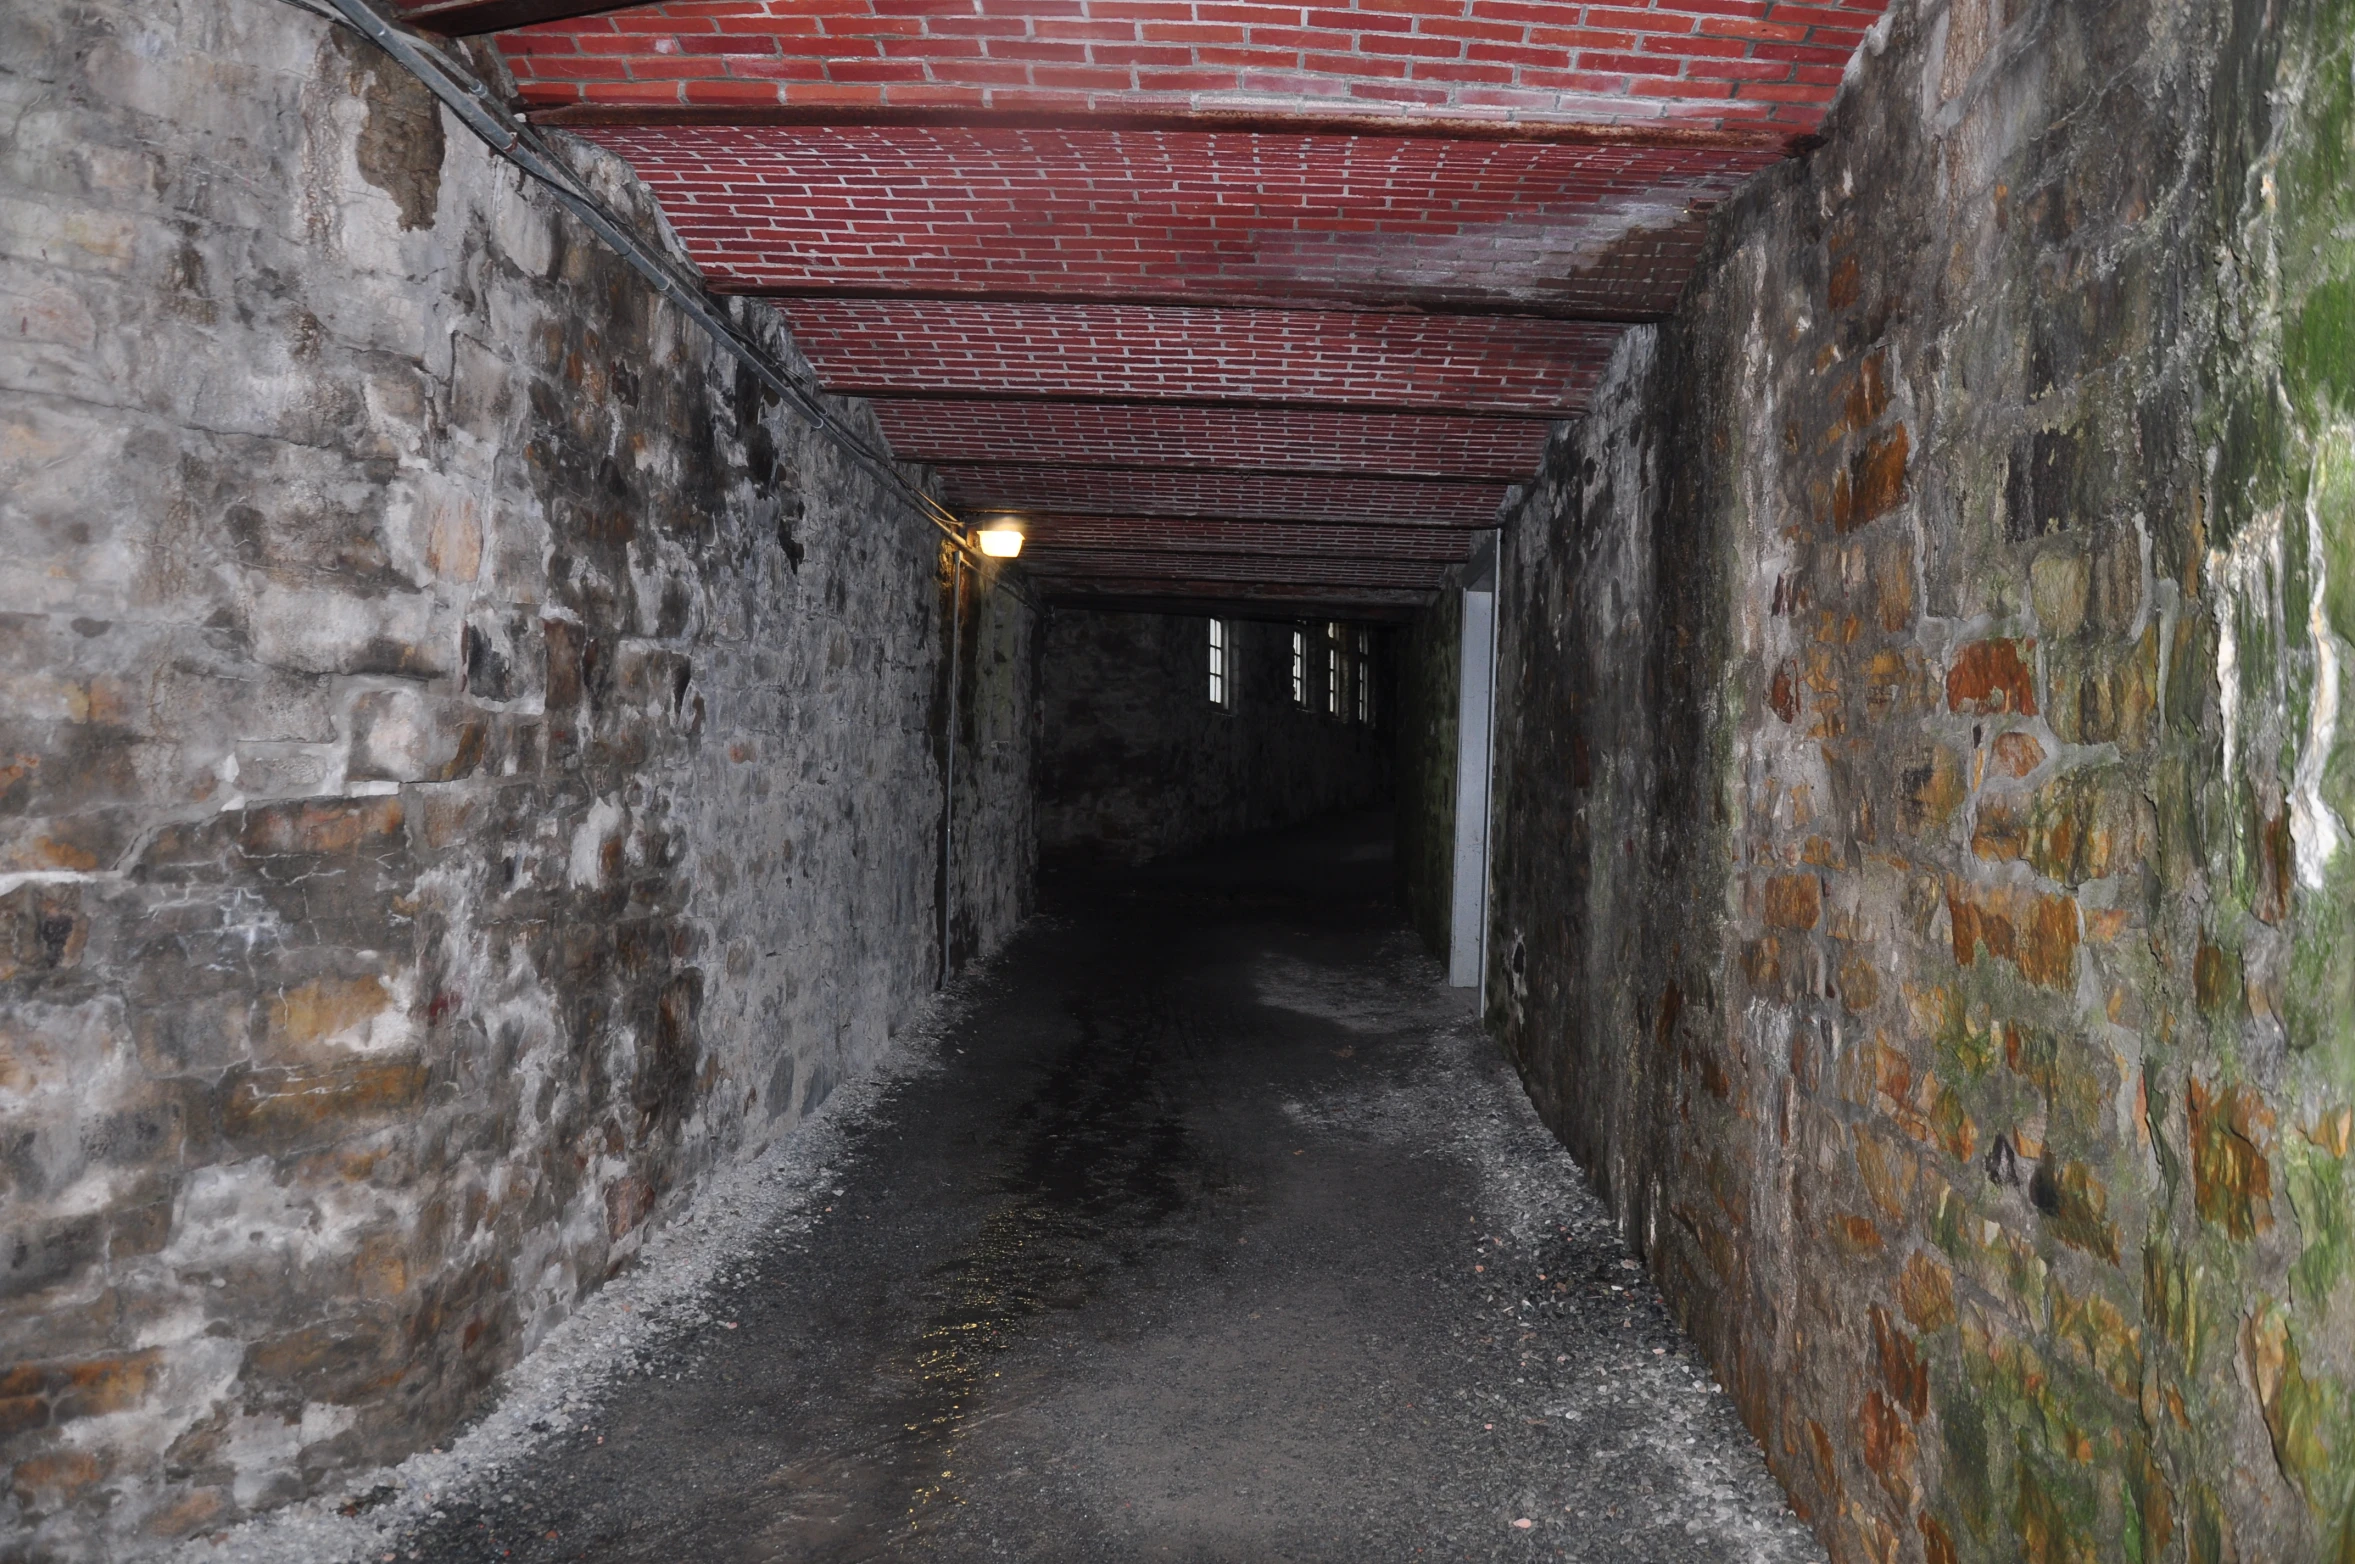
237, 797, 405, 859
1990, 731, 2046, 777
1827, 253, 1862, 311
1833, 1213, 1884, 1254
1805, 1417, 1844, 1511
2040, 1159, 2119, 1263
141, 1485, 230, 1539
2189, 1078, 2274, 1238
1858, 1387, 1919, 1504
605, 1173, 656, 1239
2254, 805, 2294, 925
1919, 1512, 1959, 1564
1764, 873, 1822, 930
1871, 1303, 1929, 1416
42, 1350, 164, 1423
1839, 949, 1882, 1012
1833, 425, 1911, 534
1856, 1131, 1914, 1220
242, 1319, 403, 1405
1931, 1082, 1976, 1162
264, 974, 393, 1055
1971, 798, 2027, 861
220, 1058, 429, 1155
1946, 882, 2077, 989
2017, 894, 2079, 989
0, 1394, 49, 1441
11, 1449, 104, 1509
1768, 658, 1802, 722
1945, 638, 2039, 716
2017, 1461, 2096, 1564
2022, 768, 2153, 886
2193, 938, 2243, 1016
1871, 535, 1915, 633
1898, 1249, 1956, 1332
2132, 1447, 2173, 1559
0, 887, 89, 981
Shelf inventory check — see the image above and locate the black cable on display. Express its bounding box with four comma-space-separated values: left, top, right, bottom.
270, 0, 1035, 605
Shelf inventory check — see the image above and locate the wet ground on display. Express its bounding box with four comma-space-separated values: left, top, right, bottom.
378, 814, 1821, 1564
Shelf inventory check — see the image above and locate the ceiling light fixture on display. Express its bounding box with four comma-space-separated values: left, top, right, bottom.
974, 517, 1026, 558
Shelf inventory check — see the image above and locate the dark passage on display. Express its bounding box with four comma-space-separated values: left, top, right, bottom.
390, 816, 1816, 1563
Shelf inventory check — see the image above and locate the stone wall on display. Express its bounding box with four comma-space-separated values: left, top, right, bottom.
1037, 611, 1388, 868
1393, 581, 1462, 958
1414, 0, 2355, 1557
0, 4, 1033, 1557
942, 556, 1037, 968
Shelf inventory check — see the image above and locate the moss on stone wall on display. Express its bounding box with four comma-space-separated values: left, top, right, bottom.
1414, 0, 2355, 1557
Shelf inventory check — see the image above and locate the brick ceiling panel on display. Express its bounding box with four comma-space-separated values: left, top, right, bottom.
578, 126, 1775, 313
874, 401, 1551, 476
1055, 586, 1431, 617
781, 300, 1619, 412
1023, 550, 1453, 588
490, 0, 1887, 129
1024, 516, 1481, 558
944, 464, 1508, 523
428, 0, 1886, 613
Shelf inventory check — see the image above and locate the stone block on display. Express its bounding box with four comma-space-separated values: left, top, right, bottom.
234, 797, 405, 860
261, 973, 397, 1062
460, 607, 539, 705
0, 1350, 164, 1429
240, 1317, 403, 1409
132, 988, 249, 1077
0, 886, 88, 981
230, 743, 339, 800
1946, 882, 2078, 989
345, 689, 486, 785
10, 1447, 105, 1512
2029, 552, 2089, 637
1857, 1387, 1919, 1505
1904, 744, 1969, 835
2043, 629, 2158, 749
218, 1058, 429, 1157
0, 1214, 103, 1301
1989, 730, 2045, 778
244, 582, 453, 680
1945, 638, 2038, 716
2188, 1078, 2273, 1239
1832, 425, 1910, 534
1899, 1249, 1956, 1332
1763, 873, 1822, 930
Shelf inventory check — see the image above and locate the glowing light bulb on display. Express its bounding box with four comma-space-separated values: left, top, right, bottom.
976, 524, 1024, 558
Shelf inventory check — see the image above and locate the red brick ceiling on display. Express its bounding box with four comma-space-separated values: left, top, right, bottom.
397, 0, 1888, 613
569, 126, 1779, 314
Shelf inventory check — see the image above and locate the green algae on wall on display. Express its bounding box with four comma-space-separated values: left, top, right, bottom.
1438, 0, 2355, 1557
2201, 0, 2355, 1547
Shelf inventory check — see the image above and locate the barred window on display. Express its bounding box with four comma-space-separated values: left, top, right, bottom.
1355, 628, 1372, 725
1325, 620, 1346, 718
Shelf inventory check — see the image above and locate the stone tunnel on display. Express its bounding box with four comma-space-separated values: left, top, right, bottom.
2, 0, 2353, 1557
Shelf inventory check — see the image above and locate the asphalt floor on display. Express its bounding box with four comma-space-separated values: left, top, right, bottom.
386, 812, 1822, 1564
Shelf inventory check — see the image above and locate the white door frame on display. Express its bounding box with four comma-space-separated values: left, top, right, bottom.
1447, 535, 1499, 989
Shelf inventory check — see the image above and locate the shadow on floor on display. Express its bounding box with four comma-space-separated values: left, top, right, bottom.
385, 811, 1819, 1564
